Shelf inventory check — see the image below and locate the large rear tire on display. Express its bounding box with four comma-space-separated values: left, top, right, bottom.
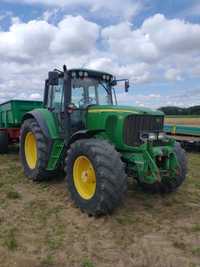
138, 142, 187, 193
65, 139, 127, 216
20, 118, 53, 181
0, 131, 9, 154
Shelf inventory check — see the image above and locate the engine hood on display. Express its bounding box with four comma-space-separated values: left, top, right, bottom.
87, 105, 163, 116
86, 105, 164, 134
85, 105, 164, 149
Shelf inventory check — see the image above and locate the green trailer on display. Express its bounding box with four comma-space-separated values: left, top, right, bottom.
164, 124, 200, 137
164, 124, 200, 151
0, 100, 43, 153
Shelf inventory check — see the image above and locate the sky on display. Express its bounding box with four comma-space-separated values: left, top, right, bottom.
0, 0, 200, 108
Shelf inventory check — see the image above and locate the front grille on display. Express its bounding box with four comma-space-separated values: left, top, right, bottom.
123, 115, 164, 146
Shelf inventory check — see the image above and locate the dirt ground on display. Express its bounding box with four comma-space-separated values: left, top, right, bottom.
0, 150, 200, 267
165, 117, 200, 126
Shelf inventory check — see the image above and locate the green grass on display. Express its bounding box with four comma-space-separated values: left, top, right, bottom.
82, 259, 95, 267
40, 254, 54, 266
3, 228, 18, 251
6, 190, 21, 199
191, 224, 200, 232
192, 246, 200, 256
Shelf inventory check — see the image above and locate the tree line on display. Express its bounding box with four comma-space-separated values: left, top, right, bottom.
158, 105, 200, 115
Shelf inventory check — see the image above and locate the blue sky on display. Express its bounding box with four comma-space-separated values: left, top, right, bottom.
0, 0, 200, 108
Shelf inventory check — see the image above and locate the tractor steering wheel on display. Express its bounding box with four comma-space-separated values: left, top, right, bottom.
78, 97, 95, 107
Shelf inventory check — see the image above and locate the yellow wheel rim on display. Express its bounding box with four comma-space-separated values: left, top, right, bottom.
73, 156, 96, 200
24, 132, 37, 169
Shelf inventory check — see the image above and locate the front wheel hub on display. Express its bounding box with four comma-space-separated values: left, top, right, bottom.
24, 131, 37, 169
73, 155, 96, 200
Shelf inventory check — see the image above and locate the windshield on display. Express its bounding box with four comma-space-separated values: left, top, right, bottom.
71, 77, 113, 108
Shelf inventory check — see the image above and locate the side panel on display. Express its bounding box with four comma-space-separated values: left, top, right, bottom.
0, 100, 43, 128
164, 124, 200, 137
86, 110, 126, 149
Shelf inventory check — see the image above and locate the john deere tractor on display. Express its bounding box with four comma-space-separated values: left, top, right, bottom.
20, 66, 187, 216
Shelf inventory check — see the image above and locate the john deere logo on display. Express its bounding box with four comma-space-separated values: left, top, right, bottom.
156, 118, 161, 123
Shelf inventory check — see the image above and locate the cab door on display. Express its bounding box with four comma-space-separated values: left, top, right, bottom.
70, 81, 86, 133
47, 78, 65, 133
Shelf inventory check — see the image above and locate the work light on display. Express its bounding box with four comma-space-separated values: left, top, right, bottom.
79, 71, 83, 77
84, 72, 88, 77
71, 72, 76, 78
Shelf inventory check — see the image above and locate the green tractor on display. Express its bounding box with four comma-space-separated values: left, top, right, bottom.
20, 66, 187, 216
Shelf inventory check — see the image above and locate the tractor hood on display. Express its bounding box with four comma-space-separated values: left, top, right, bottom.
87, 105, 163, 116
86, 105, 164, 132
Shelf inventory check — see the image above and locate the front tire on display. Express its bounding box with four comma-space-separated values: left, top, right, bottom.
65, 139, 127, 216
20, 118, 52, 181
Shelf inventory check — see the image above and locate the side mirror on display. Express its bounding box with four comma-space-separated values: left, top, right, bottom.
125, 80, 129, 92
111, 80, 117, 86
43, 79, 49, 107
48, 71, 59, 86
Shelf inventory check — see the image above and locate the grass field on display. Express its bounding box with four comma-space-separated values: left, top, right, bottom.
0, 150, 200, 267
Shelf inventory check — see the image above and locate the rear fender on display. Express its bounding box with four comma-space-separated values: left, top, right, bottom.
22, 109, 60, 139
22, 109, 63, 171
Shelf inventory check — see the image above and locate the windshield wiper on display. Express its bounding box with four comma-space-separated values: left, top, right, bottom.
99, 81, 110, 94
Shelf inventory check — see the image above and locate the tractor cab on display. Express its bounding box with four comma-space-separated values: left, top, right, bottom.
45, 67, 129, 109
44, 66, 129, 134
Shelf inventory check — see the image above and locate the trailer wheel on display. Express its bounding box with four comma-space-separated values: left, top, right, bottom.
20, 118, 54, 181
138, 142, 187, 193
0, 131, 9, 154
65, 139, 127, 216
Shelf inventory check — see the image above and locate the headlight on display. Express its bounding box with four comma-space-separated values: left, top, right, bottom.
148, 133, 157, 141
158, 132, 166, 140
140, 132, 157, 142
102, 74, 106, 80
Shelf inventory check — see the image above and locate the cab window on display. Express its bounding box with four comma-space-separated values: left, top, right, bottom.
48, 78, 64, 111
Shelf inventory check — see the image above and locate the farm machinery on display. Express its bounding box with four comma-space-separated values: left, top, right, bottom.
0, 66, 187, 215
164, 124, 200, 151
0, 100, 42, 153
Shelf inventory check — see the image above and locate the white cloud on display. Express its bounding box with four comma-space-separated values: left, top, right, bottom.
0, 15, 99, 63
0, 20, 56, 62
102, 14, 200, 65
50, 16, 99, 55
142, 14, 200, 54
102, 22, 159, 63
30, 93, 41, 99
0, 12, 200, 108
0, 15, 100, 103
116, 92, 162, 108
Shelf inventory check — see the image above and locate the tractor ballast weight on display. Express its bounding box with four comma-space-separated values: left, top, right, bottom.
19, 66, 187, 216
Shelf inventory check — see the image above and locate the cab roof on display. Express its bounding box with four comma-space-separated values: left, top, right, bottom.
68, 68, 113, 78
